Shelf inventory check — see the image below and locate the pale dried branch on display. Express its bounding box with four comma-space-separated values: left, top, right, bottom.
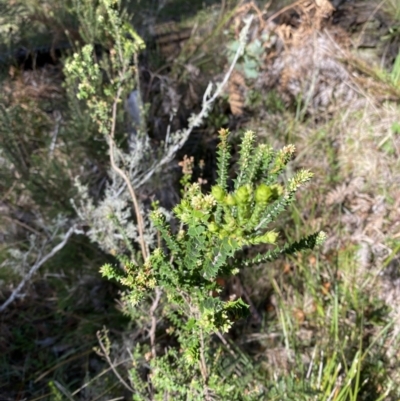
0, 224, 80, 312
149, 287, 163, 358
108, 86, 149, 261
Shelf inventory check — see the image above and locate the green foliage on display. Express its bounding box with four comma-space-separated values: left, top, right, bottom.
48, 381, 64, 401
64, 0, 145, 137
227, 36, 264, 79
100, 128, 325, 399
3, 1, 397, 400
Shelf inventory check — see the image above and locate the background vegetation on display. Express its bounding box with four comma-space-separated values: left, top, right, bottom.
1, 0, 400, 400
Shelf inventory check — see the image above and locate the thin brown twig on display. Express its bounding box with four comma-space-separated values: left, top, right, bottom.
108, 86, 149, 261
71, 358, 131, 395
96, 330, 134, 393
265, 0, 304, 24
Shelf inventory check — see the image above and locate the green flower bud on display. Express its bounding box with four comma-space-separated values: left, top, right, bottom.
233, 228, 244, 237
208, 222, 219, 233
224, 194, 236, 206
235, 185, 252, 205
248, 203, 263, 228
249, 231, 279, 245
255, 184, 272, 204
261, 231, 278, 244
237, 204, 251, 225
223, 212, 235, 225
222, 219, 236, 233
181, 199, 191, 209
211, 186, 226, 202
219, 229, 229, 239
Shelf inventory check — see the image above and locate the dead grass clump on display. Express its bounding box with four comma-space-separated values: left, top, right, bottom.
4, 64, 64, 104
336, 104, 400, 185
293, 108, 399, 284
222, 0, 363, 118
265, 32, 358, 114
279, 98, 400, 391
263, 0, 359, 115
225, 0, 400, 121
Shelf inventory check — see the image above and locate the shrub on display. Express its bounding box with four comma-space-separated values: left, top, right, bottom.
1, 1, 326, 398
100, 128, 326, 400
61, 1, 325, 398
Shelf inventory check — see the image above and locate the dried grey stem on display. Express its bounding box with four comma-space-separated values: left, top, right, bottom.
108, 86, 149, 260
49, 110, 62, 158
0, 224, 80, 312
149, 287, 162, 358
